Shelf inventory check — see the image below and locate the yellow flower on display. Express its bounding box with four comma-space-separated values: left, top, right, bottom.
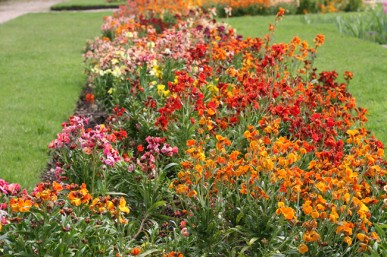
343, 236, 352, 246
176, 184, 189, 194
356, 233, 368, 242
119, 197, 130, 214
346, 129, 358, 137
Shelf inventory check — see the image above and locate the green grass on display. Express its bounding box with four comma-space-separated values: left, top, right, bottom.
0, 11, 113, 189
221, 14, 387, 147
51, 0, 124, 10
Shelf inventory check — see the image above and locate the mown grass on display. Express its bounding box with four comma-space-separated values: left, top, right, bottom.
0, 11, 113, 189
51, 0, 124, 10
221, 13, 387, 147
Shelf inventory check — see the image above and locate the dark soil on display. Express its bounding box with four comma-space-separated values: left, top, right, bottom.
40, 86, 107, 183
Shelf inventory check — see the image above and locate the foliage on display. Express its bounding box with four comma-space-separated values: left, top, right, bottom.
51, 0, 123, 11
1, 4, 386, 257
336, 4, 387, 44
298, 0, 364, 14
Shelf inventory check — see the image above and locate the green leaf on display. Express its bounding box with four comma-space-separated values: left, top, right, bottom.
374, 224, 386, 238
236, 211, 244, 224
163, 162, 178, 171
138, 249, 161, 257
147, 200, 167, 213
106, 191, 129, 197
247, 237, 258, 246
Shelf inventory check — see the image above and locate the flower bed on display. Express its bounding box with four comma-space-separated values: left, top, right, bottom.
120, 0, 364, 17
1, 3, 386, 257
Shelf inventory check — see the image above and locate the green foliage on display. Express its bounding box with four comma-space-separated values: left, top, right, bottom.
209, 3, 299, 17
344, 0, 363, 12
297, 0, 319, 14
336, 4, 387, 44
51, 0, 124, 11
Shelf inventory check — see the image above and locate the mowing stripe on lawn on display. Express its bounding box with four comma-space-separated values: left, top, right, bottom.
0, 11, 113, 189
222, 14, 387, 148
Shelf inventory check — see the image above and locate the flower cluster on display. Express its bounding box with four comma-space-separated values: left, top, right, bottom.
82, 4, 387, 256
1, 2, 386, 256
0, 179, 22, 196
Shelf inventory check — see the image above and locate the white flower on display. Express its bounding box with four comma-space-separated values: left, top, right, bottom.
112, 66, 121, 77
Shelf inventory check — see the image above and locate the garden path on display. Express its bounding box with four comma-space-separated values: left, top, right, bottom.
0, 0, 63, 24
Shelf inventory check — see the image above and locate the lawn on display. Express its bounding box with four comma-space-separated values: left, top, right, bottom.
0, 11, 113, 189
221, 13, 387, 147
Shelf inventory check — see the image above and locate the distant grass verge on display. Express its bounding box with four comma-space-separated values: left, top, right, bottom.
51, 0, 123, 11
221, 13, 387, 147
0, 11, 113, 189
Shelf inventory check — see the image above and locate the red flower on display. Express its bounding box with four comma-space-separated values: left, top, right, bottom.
277, 7, 285, 17
85, 93, 94, 103
137, 144, 144, 152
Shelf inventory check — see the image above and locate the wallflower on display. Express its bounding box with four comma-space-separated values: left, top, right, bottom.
298, 243, 308, 254
343, 236, 352, 246
118, 197, 130, 214
303, 230, 321, 242
336, 221, 355, 236
67, 183, 92, 206
131, 247, 141, 255
277, 7, 285, 17
276, 202, 296, 221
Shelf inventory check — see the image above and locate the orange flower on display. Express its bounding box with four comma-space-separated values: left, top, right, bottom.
298, 243, 308, 254
329, 207, 339, 223
131, 247, 141, 255
176, 184, 189, 194
343, 71, 353, 81
186, 139, 196, 147
52, 181, 63, 192
311, 210, 319, 219
67, 183, 92, 206
276, 202, 296, 221
277, 7, 285, 17
302, 200, 313, 215
85, 93, 95, 103
303, 230, 321, 242
9, 198, 34, 213
314, 34, 325, 47
229, 150, 240, 161
336, 221, 354, 236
